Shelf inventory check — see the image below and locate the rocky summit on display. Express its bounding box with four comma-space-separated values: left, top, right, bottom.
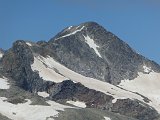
0, 22, 160, 120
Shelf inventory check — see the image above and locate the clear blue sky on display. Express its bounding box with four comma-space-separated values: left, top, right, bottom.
0, 0, 160, 63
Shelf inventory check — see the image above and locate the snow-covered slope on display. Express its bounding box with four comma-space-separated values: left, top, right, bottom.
119, 72, 160, 113
0, 97, 73, 120
31, 55, 160, 113
31, 56, 67, 83
31, 56, 140, 99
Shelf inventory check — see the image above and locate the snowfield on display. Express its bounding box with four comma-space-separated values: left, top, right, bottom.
0, 77, 10, 89
66, 101, 86, 108
0, 97, 73, 120
119, 72, 160, 113
31, 55, 160, 113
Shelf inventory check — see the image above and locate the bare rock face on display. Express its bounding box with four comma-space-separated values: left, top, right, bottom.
111, 99, 159, 120
49, 80, 114, 109
1, 40, 45, 92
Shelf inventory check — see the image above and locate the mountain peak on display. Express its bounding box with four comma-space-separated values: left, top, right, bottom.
49, 22, 107, 42
80, 21, 102, 27
48, 21, 160, 85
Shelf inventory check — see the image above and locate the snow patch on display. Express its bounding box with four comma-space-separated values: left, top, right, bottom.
26, 42, 32, 46
66, 101, 86, 108
0, 53, 3, 58
0, 97, 72, 120
104, 116, 111, 120
38, 92, 49, 98
55, 26, 85, 40
112, 98, 117, 104
68, 26, 72, 30
143, 65, 153, 73
112, 97, 127, 103
0, 77, 10, 89
83, 35, 102, 58
0, 50, 3, 58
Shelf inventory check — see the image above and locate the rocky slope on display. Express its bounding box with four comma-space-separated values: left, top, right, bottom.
0, 22, 160, 120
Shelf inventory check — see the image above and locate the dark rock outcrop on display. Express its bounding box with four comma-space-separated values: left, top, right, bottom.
1, 40, 45, 92
112, 99, 159, 120
55, 108, 138, 120
49, 80, 113, 110
48, 80, 159, 120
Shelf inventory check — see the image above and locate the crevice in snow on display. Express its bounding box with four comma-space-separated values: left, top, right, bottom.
55, 26, 85, 40
83, 35, 102, 58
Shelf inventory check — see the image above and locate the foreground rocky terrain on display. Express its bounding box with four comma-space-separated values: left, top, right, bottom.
0, 22, 160, 120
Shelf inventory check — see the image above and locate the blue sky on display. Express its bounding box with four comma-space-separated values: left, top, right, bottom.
0, 0, 160, 63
